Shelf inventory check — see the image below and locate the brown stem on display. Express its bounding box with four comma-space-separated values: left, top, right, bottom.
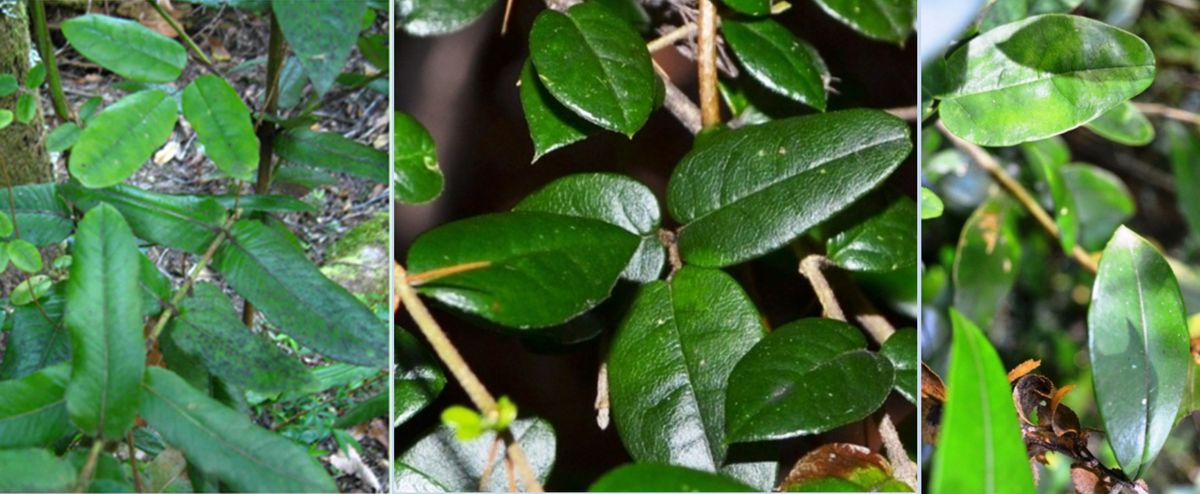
697, 0, 721, 128
127, 432, 144, 493
1133, 102, 1200, 125
885, 106, 919, 122
406, 261, 493, 287
76, 441, 105, 493
797, 252, 895, 344
798, 254, 847, 321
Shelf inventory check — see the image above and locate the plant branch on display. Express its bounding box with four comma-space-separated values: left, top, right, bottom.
144, 0, 214, 69
127, 432, 144, 493
405, 261, 493, 287
884, 106, 919, 122
30, 0, 71, 121
646, 23, 697, 53
697, 0, 720, 128
147, 216, 236, 344
797, 253, 895, 344
936, 121, 1099, 273
77, 441, 105, 493
653, 62, 702, 134
798, 254, 846, 321
244, 14, 286, 326
1134, 102, 1200, 125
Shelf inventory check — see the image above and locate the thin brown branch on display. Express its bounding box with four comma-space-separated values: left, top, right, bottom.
797, 253, 895, 344
144, 0, 214, 69
127, 433, 143, 493
77, 441, 105, 493
885, 106, 919, 122
798, 254, 847, 321
147, 215, 237, 344
406, 261, 493, 287
1134, 102, 1200, 125
647, 23, 697, 53
697, 0, 720, 127
653, 62, 702, 134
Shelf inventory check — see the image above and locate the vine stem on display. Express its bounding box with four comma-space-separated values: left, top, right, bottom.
144, 0, 214, 69
77, 441, 105, 493
30, 0, 71, 121
935, 121, 1099, 274
395, 263, 544, 492
697, 0, 720, 127
797, 253, 894, 344
1133, 102, 1200, 125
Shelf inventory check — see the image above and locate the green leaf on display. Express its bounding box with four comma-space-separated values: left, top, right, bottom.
721, 0, 771, 15
79, 96, 103, 122
931, 310, 1035, 494
0, 74, 16, 96
609, 267, 765, 471
1167, 122, 1200, 240
725, 318, 893, 442
7, 239, 43, 273
1084, 101, 1154, 146
395, 418, 556, 492
26, 64, 46, 89
880, 329, 917, 403
47, 123, 81, 153
952, 196, 1022, 329
275, 128, 389, 183
140, 366, 337, 492
61, 14, 187, 82
921, 187, 945, 219
782, 443, 912, 492
0, 211, 11, 237
62, 184, 226, 253
395, 329, 445, 427
722, 18, 828, 110
935, 14, 1155, 146
394, 112, 444, 204
272, 0, 368, 95
1, 185, 72, 247
668, 109, 911, 267
441, 406, 485, 440
16, 93, 36, 124
1088, 226, 1190, 479
65, 204, 144, 440
978, 0, 1084, 32
519, 60, 596, 162
590, 464, 757, 492
213, 219, 388, 367
0, 365, 71, 448
529, 1, 657, 136
407, 211, 639, 329
9, 275, 53, 307
0, 109, 12, 129
212, 193, 316, 213
1022, 138, 1079, 253
0, 449, 77, 492
0, 283, 65, 380
812, 0, 915, 43
398, 0, 500, 36
169, 283, 316, 395
182, 74, 259, 181
139, 252, 171, 317
1062, 163, 1134, 251
357, 33, 388, 70
826, 197, 917, 272
69, 90, 179, 188
332, 389, 388, 428
515, 173, 664, 283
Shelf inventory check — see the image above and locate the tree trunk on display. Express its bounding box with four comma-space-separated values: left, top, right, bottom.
0, 0, 52, 185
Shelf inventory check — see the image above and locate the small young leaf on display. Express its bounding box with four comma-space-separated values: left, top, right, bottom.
395, 329, 445, 427
69, 90, 179, 189
921, 187, 944, 219
0, 74, 17, 96
398, 0, 500, 36
1084, 101, 1154, 146
182, 74, 260, 180
495, 396, 517, 430
880, 329, 917, 403
272, 0, 367, 95
0, 109, 12, 130
394, 112, 444, 204
7, 239, 43, 273
61, 14, 187, 82
275, 128, 389, 183
0, 211, 12, 237
0, 365, 71, 448
46, 123, 81, 153
0, 184, 72, 247
26, 64, 46, 88
441, 406, 485, 440
79, 96, 103, 122
826, 197, 917, 273
0, 449, 77, 492
812, 0, 915, 43
952, 196, 1021, 329
590, 464, 756, 492
396, 418, 556, 492
15, 93, 36, 124
518, 60, 596, 162
722, 18, 828, 110
9, 275, 53, 308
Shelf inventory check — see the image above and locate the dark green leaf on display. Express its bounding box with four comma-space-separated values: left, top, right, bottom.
0, 74, 16, 96
826, 197, 917, 272
62, 184, 226, 254
0, 449, 77, 492
518, 61, 596, 162
275, 128, 388, 183
272, 0, 368, 95
1084, 101, 1154, 146
0, 285, 67, 380
668, 110, 911, 267
8, 239, 43, 273
69, 90, 179, 188
213, 219, 388, 367
212, 193, 316, 213
529, 1, 657, 136
725, 318, 893, 442
140, 366, 338, 492
0, 364, 71, 448
1061, 163, 1134, 251
333, 389, 388, 428
590, 464, 757, 492
398, 0, 500, 36
1088, 226, 1190, 479
935, 14, 1155, 146
930, 310, 1035, 494
407, 211, 639, 329
357, 33, 389, 70
812, 0, 915, 43
721, 0, 771, 15
395, 418, 556, 492
16, 93, 36, 124
515, 173, 664, 283
182, 75, 259, 181
47, 123, 81, 153
395, 112, 444, 203
880, 329, 917, 403
394, 329, 445, 427
1167, 122, 1200, 240
722, 18, 828, 110
61, 14, 187, 82
953, 196, 1022, 329
139, 252, 171, 317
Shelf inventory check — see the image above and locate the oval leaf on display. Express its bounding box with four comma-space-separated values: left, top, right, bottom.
519, 60, 596, 162
1084, 101, 1154, 146
668, 109, 911, 267
1061, 163, 1134, 251
826, 196, 917, 273
952, 196, 1022, 329
7, 239, 43, 273
69, 90, 179, 189
16, 93, 36, 124
812, 0, 915, 43
398, 0, 500, 36
182, 74, 259, 180
723, 18, 828, 110
1088, 226, 1190, 479
590, 464, 756, 492
2, 184, 73, 247
272, 0, 368, 95
395, 112, 444, 204
395, 418, 556, 492
0, 365, 71, 448
61, 14, 187, 82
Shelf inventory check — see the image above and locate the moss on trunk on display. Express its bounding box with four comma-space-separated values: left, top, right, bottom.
0, 0, 51, 185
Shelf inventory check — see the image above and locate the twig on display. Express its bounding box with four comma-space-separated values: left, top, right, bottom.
144, 0, 215, 69
653, 62, 702, 134
127, 432, 144, 493
658, 229, 683, 280
885, 106, 919, 122
479, 435, 503, 491
935, 121, 1099, 274
697, 0, 720, 128
796, 253, 895, 344
1134, 102, 1200, 125
798, 254, 846, 321
77, 441, 105, 493
146, 216, 237, 344
647, 23, 697, 53
406, 261, 493, 287
30, 0, 71, 121
879, 415, 917, 490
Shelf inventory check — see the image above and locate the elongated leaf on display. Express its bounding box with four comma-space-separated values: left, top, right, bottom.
812, 0, 915, 43
1167, 123, 1200, 240
0, 449, 77, 493
69, 90, 179, 188
407, 211, 639, 329
212, 193, 315, 213
826, 197, 917, 272
182, 75, 259, 180
0, 365, 71, 448
725, 318, 893, 442
880, 329, 917, 403
62, 184, 226, 254
953, 196, 1022, 329
1022, 139, 1078, 253
140, 366, 337, 492
723, 18, 828, 110
395, 329, 445, 427
61, 14, 186, 82
16, 94, 35, 124
515, 173, 664, 283
395, 112, 444, 204
213, 219, 388, 367
931, 310, 1035, 494
272, 0, 367, 95
529, 1, 657, 136
0, 285, 68, 380
590, 464, 756, 492
275, 128, 388, 183
395, 418, 556, 492
1085, 101, 1154, 146
0, 184, 71, 247
519, 60, 595, 162
935, 14, 1155, 146
668, 110, 910, 267
169, 283, 316, 395
1088, 226, 1190, 478
65, 205, 144, 440
609, 267, 765, 472
1061, 163, 1134, 251
398, 0, 499, 36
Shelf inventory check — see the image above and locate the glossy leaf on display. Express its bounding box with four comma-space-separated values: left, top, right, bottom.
1084, 101, 1154, 146
668, 109, 911, 267
590, 464, 756, 492
140, 366, 337, 492
722, 18, 828, 110
880, 329, 917, 403
725, 318, 893, 442
519, 60, 595, 162
213, 219, 388, 367
69, 90, 179, 188
275, 128, 389, 183
529, 1, 657, 136
812, 0, 915, 43
921, 187, 945, 219
979, 0, 1084, 32
0, 365, 71, 448
395, 329, 446, 427
7, 239, 43, 273
1061, 163, 1134, 251
272, 0, 367, 95
515, 173, 664, 282
1022, 138, 1078, 253
0, 449, 77, 492
61, 14, 187, 82
1088, 226, 1190, 479
952, 196, 1022, 329
64, 204, 144, 440
395, 112, 444, 204
62, 184, 225, 254
1167, 123, 1200, 240
46, 123, 81, 153
182, 75, 259, 180
930, 310, 1035, 494
935, 14, 1155, 146
2, 185, 71, 247
398, 0, 499, 36
826, 197, 917, 272
395, 418, 556, 492
0, 285, 67, 380
407, 211, 639, 329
